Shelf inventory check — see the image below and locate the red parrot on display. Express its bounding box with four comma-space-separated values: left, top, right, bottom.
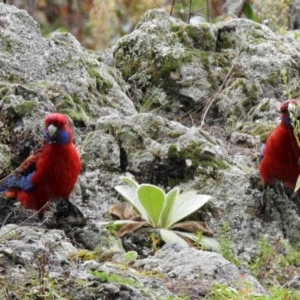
0, 113, 83, 219
259, 99, 300, 213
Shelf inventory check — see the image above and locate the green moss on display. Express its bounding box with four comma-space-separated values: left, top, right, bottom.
160, 56, 181, 75
168, 130, 186, 138
167, 144, 180, 160
229, 78, 246, 89
170, 23, 181, 33
171, 22, 216, 51
181, 142, 202, 167
72, 95, 84, 106
232, 105, 242, 116
90, 270, 141, 287
217, 33, 236, 50
263, 73, 281, 87
186, 24, 216, 50
147, 53, 191, 97
14, 101, 38, 117
166, 141, 228, 186
225, 79, 258, 114
1, 96, 10, 103
186, 50, 229, 91
138, 269, 165, 280
242, 83, 258, 108
259, 99, 270, 112
87, 67, 113, 93
197, 151, 229, 170
0, 87, 10, 99
119, 58, 142, 81
187, 142, 228, 170
199, 131, 217, 145
7, 74, 26, 84
69, 250, 98, 261
250, 124, 275, 141
56, 94, 88, 124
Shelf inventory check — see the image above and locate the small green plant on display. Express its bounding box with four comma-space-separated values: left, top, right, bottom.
123, 250, 138, 263
150, 232, 161, 252
205, 282, 300, 299
99, 176, 219, 252
248, 235, 274, 283
248, 236, 300, 287
294, 32, 300, 40
90, 270, 141, 287
205, 283, 243, 300
219, 223, 241, 267
280, 69, 292, 99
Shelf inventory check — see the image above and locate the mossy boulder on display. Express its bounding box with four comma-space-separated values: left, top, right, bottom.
114, 9, 224, 116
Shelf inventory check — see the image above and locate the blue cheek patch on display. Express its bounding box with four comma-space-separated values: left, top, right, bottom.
43, 129, 50, 143
56, 129, 69, 144
283, 115, 290, 125
2, 172, 35, 192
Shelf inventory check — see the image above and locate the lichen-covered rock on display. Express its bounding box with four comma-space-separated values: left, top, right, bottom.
114, 8, 300, 135
2, 3, 300, 299
0, 3, 135, 123
135, 243, 266, 297
78, 112, 230, 222
0, 2, 135, 173
114, 9, 223, 117
0, 225, 175, 299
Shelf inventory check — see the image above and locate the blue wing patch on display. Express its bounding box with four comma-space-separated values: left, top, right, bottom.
0, 171, 35, 193
259, 143, 266, 161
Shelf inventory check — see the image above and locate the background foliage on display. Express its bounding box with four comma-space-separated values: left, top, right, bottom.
6, 0, 292, 50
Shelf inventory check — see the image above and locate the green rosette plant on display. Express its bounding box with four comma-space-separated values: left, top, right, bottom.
99, 176, 219, 252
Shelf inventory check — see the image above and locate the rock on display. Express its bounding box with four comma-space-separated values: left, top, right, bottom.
230, 131, 260, 147
135, 243, 266, 297
114, 9, 221, 118
284, 275, 300, 290
1, 3, 300, 299
0, 3, 135, 140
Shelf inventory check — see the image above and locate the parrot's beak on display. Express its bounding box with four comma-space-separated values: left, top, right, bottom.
48, 124, 57, 137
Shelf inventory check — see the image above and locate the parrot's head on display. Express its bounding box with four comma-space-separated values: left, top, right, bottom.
43, 113, 72, 145
280, 99, 300, 126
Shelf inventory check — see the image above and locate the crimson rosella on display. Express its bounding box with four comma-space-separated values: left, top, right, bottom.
259, 99, 300, 213
0, 113, 83, 219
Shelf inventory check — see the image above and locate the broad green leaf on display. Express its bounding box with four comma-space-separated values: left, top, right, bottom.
120, 176, 139, 189
167, 190, 211, 228
114, 185, 150, 223
124, 251, 138, 262
137, 184, 165, 227
177, 231, 220, 252
160, 187, 179, 228
242, 2, 253, 19
295, 175, 300, 192
160, 229, 189, 247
